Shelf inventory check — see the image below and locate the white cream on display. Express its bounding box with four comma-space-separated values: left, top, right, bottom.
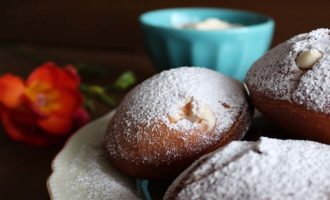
180, 18, 242, 30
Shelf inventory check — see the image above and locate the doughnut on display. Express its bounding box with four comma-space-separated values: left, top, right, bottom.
103, 67, 253, 179
245, 28, 330, 144
164, 137, 330, 200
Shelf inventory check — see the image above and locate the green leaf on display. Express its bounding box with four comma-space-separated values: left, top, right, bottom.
80, 84, 104, 95
113, 71, 136, 90
80, 84, 90, 92
99, 94, 116, 107
83, 95, 95, 112
79, 70, 136, 109
88, 85, 105, 95
80, 84, 116, 108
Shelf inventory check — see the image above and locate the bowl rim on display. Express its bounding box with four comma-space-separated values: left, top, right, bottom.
139, 7, 275, 33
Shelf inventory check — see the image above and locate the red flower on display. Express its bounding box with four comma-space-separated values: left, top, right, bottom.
0, 62, 90, 146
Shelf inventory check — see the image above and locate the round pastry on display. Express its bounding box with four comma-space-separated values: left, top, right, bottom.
245, 28, 330, 144
164, 137, 330, 200
104, 67, 252, 179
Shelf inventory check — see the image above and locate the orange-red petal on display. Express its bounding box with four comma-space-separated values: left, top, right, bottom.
27, 62, 80, 90
38, 115, 72, 135
27, 62, 58, 87
1, 109, 58, 146
62, 65, 80, 89
0, 74, 25, 108
50, 88, 82, 116
45, 88, 81, 116
72, 107, 90, 128
24, 83, 82, 116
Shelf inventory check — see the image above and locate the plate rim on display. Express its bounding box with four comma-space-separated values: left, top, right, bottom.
46, 110, 116, 200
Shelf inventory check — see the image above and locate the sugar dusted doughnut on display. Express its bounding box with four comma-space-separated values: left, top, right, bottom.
246, 28, 330, 144
104, 67, 252, 179
164, 137, 330, 200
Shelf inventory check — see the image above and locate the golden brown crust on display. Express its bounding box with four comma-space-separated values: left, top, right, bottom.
104, 101, 253, 180
249, 89, 330, 144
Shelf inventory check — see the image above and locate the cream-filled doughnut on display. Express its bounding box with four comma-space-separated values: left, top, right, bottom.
104, 67, 252, 179
246, 28, 330, 144
164, 137, 330, 200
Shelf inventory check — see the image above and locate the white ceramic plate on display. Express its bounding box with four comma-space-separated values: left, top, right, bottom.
47, 110, 141, 200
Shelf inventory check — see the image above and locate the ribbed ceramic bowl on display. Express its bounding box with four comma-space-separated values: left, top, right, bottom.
140, 8, 274, 81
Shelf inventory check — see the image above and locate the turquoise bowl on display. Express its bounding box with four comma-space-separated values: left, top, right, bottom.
140, 8, 274, 81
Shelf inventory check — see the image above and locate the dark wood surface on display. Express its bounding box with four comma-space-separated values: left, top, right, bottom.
1, 0, 330, 50
0, 1, 329, 199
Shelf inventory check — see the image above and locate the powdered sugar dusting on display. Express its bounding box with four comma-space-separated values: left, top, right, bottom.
246, 28, 330, 114
165, 137, 330, 200
119, 67, 245, 132
105, 67, 248, 164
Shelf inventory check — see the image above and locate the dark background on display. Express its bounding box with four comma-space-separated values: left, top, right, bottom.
1, 0, 330, 51
0, 1, 329, 199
